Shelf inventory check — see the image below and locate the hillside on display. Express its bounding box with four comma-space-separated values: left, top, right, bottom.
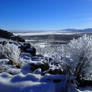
0, 29, 25, 42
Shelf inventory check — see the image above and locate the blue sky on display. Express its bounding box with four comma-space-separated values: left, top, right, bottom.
0, 0, 92, 31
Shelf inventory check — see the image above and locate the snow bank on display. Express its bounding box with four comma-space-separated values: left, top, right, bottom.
0, 73, 55, 92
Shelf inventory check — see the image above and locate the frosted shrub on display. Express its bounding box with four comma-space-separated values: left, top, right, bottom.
67, 35, 92, 80
0, 43, 20, 63
35, 44, 65, 63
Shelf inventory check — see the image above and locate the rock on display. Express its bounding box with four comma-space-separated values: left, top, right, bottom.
40, 63, 49, 72
48, 69, 63, 75
78, 79, 92, 87
30, 63, 39, 71
11, 36, 25, 42
30, 62, 49, 72
36, 54, 44, 58
26, 47, 36, 56
20, 43, 36, 56
8, 72, 15, 75
53, 79, 61, 83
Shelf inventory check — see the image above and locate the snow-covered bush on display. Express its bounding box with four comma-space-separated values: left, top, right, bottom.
0, 42, 20, 63
35, 44, 66, 63
67, 35, 92, 80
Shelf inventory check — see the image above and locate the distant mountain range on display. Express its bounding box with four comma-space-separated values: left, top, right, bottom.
61, 28, 92, 32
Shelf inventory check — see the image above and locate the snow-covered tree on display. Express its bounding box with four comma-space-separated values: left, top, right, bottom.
66, 35, 92, 80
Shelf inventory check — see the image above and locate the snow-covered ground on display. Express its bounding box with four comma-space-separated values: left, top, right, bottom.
0, 58, 78, 92
0, 58, 91, 92
0, 35, 92, 92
